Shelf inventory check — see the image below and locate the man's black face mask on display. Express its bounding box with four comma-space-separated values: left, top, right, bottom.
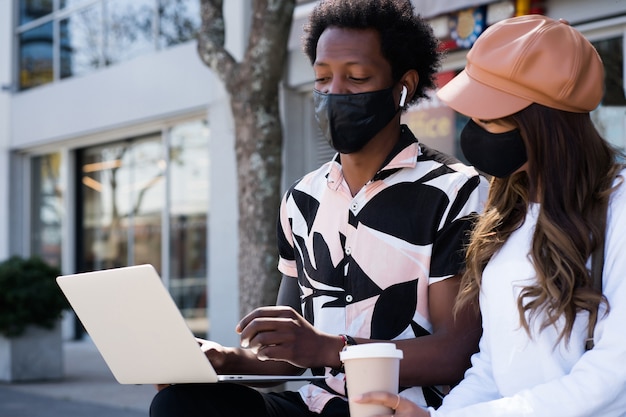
313, 86, 400, 154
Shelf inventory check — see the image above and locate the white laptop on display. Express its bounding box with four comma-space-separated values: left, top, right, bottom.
56, 264, 325, 385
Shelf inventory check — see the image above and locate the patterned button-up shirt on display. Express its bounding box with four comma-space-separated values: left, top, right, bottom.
277, 126, 488, 412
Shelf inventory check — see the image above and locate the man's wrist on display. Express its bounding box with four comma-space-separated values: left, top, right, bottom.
339, 334, 357, 350
336, 334, 357, 372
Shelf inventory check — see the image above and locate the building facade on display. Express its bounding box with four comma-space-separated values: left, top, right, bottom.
1, 0, 625, 345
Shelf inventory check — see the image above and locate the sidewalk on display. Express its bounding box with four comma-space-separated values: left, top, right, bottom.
0, 338, 154, 417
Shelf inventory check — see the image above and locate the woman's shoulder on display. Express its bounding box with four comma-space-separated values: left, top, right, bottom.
610, 167, 626, 201
607, 167, 626, 225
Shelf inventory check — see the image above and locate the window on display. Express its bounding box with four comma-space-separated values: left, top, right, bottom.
60, 0, 95, 10
16, 0, 201, 90
168, 120, 209, 334
592, 36, 626, 151
19, 21, 54, 89
105, 0, 156, 65
19, 0, 53, 25
158, 0, 200, 48
77, 119, 209, 335
60, 4, 102, 79
31, 152, 64, 268
79, 135, 164, 271
401, 71, 464, 161
416, 35, 626, 161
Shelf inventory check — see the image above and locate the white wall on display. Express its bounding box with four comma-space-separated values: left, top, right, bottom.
11, 42, 217, 149
0, 0, 13, 260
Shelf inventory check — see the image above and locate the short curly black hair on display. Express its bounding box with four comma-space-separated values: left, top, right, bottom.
302, 0, 441, 106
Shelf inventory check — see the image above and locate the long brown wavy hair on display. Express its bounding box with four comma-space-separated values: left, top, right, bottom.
455, 103, 624, 345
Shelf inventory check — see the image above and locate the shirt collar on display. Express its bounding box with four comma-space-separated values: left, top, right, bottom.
325, 125, 421, 190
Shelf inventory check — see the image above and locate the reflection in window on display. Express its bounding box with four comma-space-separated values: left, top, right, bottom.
81, 142, 131, 271
19, 0, 53, 25
60, 4, 102, 79
60, 0, 93, 9
19, 22, 54, 90
79, 135, 164, 272
78, 120, 209, 335
592, 37, 626, 151
168, 120, 209, 334
17, 0, 201, 90
159, 0, 200, 47
31, 153, 64, 268
595, 37, 626, 106
129, 137, 165, 269
105, 0, 155, 65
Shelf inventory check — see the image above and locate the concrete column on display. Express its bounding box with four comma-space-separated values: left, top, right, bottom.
0, 0, 14, 260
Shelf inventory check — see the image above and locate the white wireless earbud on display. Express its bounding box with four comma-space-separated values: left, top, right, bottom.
399, 85, 408, 107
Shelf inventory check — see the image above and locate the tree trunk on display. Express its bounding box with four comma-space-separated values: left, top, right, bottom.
198, 0, 295, 316
231, 94, 283, 315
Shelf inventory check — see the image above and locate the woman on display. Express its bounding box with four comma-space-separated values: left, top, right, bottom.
355, 14, 626, 417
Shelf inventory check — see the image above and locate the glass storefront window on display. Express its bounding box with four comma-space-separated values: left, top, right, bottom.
401, 91, 457, 157
60, 0, 95, 9
77, 119, 209, 335
81, 142, 131, 271
168, 120, 209, 335
127, 136, 165, 269
60, 4, 102, 79
19, 21, 54, 90
401, 71, 465, 161
17, 0, 199, 90
592, 36, 626, 152
31, 153, 64, 268
19, 0, 53, 25
80, 135, 164, 272
104, 0, 156, 65
158, 0, 200, 47
423, 35, 626, 161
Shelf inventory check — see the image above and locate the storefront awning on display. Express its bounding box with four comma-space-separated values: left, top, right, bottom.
412, 0, 496, 18
289, 0, 501, 50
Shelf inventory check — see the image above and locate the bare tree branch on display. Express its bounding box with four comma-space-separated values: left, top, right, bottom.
197, 0, 238, 87
243, 0, 295, 93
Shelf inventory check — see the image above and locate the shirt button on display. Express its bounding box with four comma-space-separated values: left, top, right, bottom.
351, 202, 358, 211
346, 295, 353, 303
345, 247, 352, 255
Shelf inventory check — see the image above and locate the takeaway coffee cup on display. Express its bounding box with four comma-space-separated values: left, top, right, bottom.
339, 343, 403, 417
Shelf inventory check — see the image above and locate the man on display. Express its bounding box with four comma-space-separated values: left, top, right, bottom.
151, 1, 487, 416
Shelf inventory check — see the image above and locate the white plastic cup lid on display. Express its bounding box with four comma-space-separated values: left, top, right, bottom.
339, 342, 403, 361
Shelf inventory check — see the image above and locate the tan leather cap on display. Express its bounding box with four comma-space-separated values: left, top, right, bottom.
437, 15, 604, 119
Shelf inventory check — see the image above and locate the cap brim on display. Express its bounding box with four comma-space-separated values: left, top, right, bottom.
436, 69, 532, 120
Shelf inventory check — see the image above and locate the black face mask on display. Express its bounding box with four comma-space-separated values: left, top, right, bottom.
460, 119, 528, 178
313, 87, 400, 154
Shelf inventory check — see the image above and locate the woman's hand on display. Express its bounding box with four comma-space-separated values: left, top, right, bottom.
353, 391, 430, 417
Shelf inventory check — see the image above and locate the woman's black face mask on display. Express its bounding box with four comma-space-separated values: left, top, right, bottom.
460, 119, 528, 178
313, 86, 400, 154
